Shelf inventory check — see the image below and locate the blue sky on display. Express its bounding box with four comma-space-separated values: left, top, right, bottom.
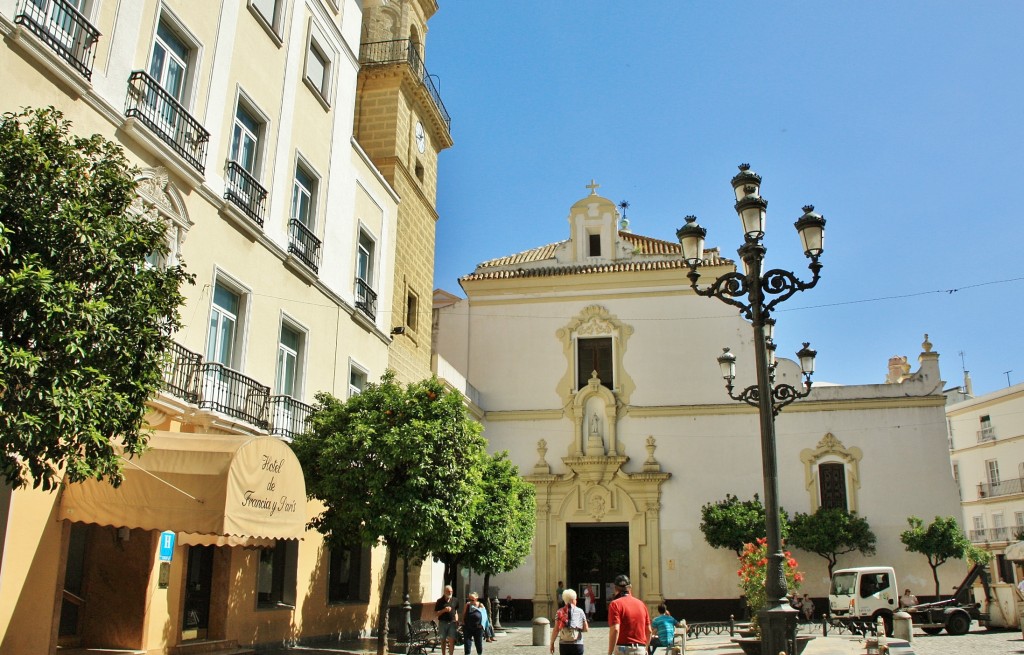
427, 2, 1024, 396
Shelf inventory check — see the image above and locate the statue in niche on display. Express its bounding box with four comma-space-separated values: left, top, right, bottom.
590, 412, 601, 437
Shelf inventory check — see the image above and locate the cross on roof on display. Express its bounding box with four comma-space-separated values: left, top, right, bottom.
586, 179, 600, 195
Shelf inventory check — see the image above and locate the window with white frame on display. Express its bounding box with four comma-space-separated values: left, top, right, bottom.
207, 282, 242, 367
980, 414, 995, 442
993, 512, 1006, 540
349, 363, 367, 398
276, 323, 303, 398
1015, 511, 1024, 530
249, 0, 283, 36
304, 35, 331, 102
357, 229, 374, 286
290, 162, 317, 228
150, 19, 191, 104
229, 101, 262, 176
987, 459, 1001, 485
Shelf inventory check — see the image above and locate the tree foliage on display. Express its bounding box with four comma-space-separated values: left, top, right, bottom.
461, 451, 536, 597
291, 372, 488, 655
787, 507, 877, 576
0, 107, 191, 490
700, 493, 789, 556
900, 516, 987, 597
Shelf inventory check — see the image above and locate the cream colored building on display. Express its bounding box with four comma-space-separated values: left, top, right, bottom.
0, 0, 448, 652
947, 381, 1024, 626
433, 185, 966, 620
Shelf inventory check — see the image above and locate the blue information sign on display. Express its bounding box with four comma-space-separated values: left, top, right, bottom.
158, 530, 176, 562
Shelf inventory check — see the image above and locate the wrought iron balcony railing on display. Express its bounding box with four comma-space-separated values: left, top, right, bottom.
198, 362, 269, 429
224, 161, 268, 226
977, 477, 1024, 499
359, 39, 450, 130
162, 342, 202, 404
15, 0, 100, 80
354, 277, 377, 320
288, 219, 322, 273
125, 70, 210, 173
977, 426, 996, 443
269, 395, 314, 441
968, 526, 1011, 543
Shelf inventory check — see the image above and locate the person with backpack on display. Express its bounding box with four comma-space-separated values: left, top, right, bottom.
462, 592, 485, 655
550, 588, 589, 655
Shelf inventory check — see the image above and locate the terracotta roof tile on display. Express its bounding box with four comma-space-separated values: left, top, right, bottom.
461, 231, 731, 282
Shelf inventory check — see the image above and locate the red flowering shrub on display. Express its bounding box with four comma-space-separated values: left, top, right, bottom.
737, 538, 804, 623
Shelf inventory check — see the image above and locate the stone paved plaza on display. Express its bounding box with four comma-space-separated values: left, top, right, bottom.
267, 621, 1024, 655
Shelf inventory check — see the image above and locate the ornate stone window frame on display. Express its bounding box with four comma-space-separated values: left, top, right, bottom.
555, 305, 635, 409
800, 433, 862, 513
130, 167, 192, 268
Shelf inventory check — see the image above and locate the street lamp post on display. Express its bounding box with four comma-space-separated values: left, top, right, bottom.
677, 164, 826, 655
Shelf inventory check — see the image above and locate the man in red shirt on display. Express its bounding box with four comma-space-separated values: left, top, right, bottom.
607, 574, 652, 655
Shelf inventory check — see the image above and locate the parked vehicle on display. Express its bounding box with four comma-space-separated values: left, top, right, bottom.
829, 566, 899, 634
828, 565, 990, 636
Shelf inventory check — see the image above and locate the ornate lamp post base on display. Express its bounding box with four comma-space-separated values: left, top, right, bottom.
759, 603, 800, 655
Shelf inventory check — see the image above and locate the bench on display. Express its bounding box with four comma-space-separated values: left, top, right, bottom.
406, 620, 440, 655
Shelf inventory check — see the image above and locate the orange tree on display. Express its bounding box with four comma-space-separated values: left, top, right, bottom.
292, 372, 487, 655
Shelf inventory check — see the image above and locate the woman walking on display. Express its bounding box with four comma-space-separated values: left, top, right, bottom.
550, 588, 589, 655
463, 592, 485, 655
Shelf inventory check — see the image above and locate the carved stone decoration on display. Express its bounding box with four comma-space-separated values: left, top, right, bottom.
524, 454, 670, 621
555, 305, 636, 409
131, 167, 192, 267
533, 439, 550, 474
642, 435, 661, 472
799, 432, 863, 512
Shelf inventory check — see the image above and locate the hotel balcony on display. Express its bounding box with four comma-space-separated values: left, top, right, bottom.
124, 71, 210, 174
359, 38, 450, 131
287, 219, 322, 273
224, 161, 268, 227
354, 277, 377, 320
269, 395, 314, 442
977, 426, 996, 443
160, 342, 311, 437
14, 0, 99, 80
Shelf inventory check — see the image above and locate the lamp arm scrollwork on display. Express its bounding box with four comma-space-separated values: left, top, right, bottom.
761, 259, 822, 316
687, 269, 754, 320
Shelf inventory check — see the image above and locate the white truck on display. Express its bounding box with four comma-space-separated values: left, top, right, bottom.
828, 565, 987, 636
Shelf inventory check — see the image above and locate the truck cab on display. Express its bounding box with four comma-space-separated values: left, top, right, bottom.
829, 566, 898, 629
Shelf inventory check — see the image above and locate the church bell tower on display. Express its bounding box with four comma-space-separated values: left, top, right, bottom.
356, 0, 453, 383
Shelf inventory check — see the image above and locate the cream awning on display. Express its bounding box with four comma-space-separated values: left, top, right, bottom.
59, 432, 306, 543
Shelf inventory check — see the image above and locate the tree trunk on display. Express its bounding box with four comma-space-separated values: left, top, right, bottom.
376, 546, 400, 655
483, 572, 491, 601
930, 562, 941, 598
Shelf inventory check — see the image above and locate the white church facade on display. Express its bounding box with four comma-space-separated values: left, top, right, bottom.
432, 183, 964, 620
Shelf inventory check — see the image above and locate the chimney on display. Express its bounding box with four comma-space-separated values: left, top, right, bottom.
964, 370, 974, 397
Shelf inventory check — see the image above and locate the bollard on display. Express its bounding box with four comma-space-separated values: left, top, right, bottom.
532, 616, 550, 646
492, 597, 502, 630
892, 611, 912, 644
